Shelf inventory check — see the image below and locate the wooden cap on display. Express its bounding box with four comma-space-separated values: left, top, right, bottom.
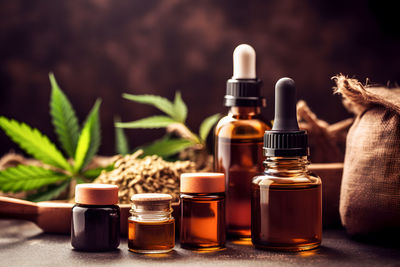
180, 173, 225, 193
75, 184, 119, 205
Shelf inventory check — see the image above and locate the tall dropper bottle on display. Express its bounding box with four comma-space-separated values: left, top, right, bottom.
214, 44, 271, 239
251, 78, 322, 251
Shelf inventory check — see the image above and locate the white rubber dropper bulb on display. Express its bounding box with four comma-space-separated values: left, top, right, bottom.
232, 44, 256, 79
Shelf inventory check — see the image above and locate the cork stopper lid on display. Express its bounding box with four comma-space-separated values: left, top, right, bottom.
180, 173, 225, 193
130, 193, 173, 213
131, 193, 172, 203
75, 184, 119, 205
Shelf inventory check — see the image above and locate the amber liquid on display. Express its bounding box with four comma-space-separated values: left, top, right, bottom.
215, 137, 264, 238
180, 193, 225, 250
251, 183, 322, 251
128, 219, 175, 253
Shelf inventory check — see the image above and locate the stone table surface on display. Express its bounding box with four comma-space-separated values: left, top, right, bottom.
0, 220, 399, 267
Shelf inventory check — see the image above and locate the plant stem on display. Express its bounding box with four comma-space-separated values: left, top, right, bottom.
68, 178, 77, 200
167, 122, 202, 145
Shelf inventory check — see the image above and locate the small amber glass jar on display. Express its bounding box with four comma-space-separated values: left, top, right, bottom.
71, 184, 120, 251
128, 193, 175, 254
180, 173, 226, 251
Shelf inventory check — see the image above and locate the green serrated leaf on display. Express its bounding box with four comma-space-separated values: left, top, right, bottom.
82, 165, 114, 180
74, 99, 101, 172
114, 117, 129, 155
199, 113, 221, 142
115, 116, 175, 129
173, 91, 188, 123
49, 73, 80, 158
0, 117, 72, 171
141, 135, 194, 158
27, 180, 70, 202
74, 120, 91, 172
0, 165, 69, 193
123, 94, 176, 118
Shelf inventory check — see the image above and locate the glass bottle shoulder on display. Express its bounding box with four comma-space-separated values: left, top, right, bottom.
252, 171, 321, 189
215, 113, 270, 139
72, 204, 120, 212
180, 192, 225, 201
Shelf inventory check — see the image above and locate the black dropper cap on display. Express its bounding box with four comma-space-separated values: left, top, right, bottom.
264, 78, 309, 157
225, 79, 265, 107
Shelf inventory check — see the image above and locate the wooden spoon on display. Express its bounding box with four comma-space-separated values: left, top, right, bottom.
0, 196, 74, 234
0, 196, 180, 235
0, 196, 132, 235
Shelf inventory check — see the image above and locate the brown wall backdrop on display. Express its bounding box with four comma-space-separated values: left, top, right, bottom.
0, 0, 399, 156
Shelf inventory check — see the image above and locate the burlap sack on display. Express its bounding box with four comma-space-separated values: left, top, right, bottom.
334, 75, 400, 237
297, 100, 352, 163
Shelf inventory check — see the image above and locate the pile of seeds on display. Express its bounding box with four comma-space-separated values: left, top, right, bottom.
94, 150, 196, 203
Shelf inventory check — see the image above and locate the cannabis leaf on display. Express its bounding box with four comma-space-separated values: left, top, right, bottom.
82, 165, 114, 180
140, 135, 194, 158
115, 115, 175, 129
49, 73, 80, 158
118, 90, 221, 158
0, 73, 104, 201
114, 117, 129, 155
123, 94, 175, 118
0, 117, 72, 172
173, 91, 187, 123
78, 99, 101, 171
199, 113, 221, 142
27, 180, 70, 202
0, 165, 69, 193
74, 119, 91, 172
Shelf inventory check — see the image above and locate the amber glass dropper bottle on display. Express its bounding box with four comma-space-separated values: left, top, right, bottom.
251, 77, 322, 251
214, 44, 271, 239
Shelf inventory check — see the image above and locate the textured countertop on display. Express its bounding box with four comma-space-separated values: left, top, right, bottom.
1, 220, 399, 267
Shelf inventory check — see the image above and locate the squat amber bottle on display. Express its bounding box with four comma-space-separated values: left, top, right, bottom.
251, 157, 322, 251
251, 77, 322, 251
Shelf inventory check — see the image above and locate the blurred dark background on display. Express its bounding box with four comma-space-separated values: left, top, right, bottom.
0, 0, 399, 156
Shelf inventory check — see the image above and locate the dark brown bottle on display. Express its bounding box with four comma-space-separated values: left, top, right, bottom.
71, 184, 120, 251
251, 78, 322, 251
71, 204, 120, 251
214, 44, 270, 239
251, 157, 322, 251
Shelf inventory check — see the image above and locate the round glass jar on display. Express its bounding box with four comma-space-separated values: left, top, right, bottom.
128, 193, 175, 254
71, 184, 120, 251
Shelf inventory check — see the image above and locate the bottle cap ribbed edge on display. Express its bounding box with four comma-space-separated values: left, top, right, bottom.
224, 79, 266, 107
263, 130, 309, 157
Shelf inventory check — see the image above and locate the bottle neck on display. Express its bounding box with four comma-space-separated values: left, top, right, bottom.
264, 156, 309, 177
229, 106, 261, 119
130, 202, 173, 222
130, 211, 172, 222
